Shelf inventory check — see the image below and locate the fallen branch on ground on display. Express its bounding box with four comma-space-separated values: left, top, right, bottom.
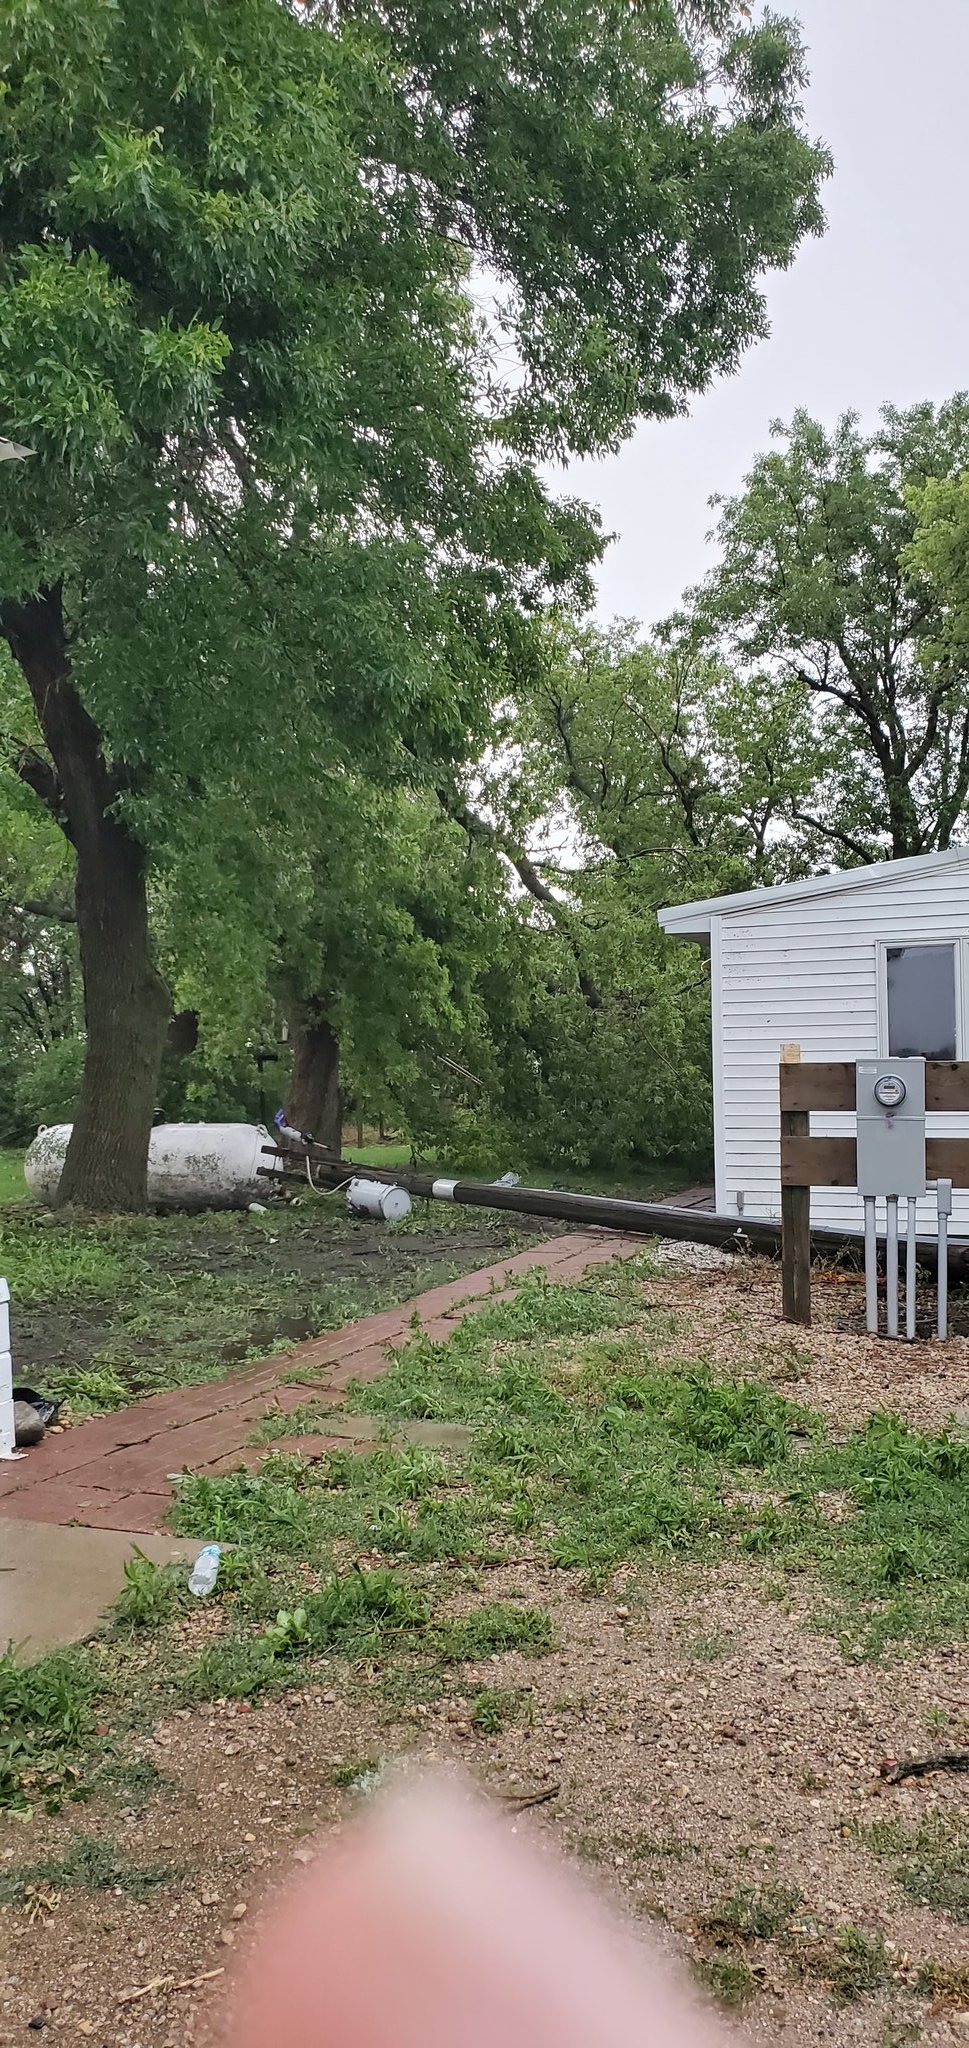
116, 1968, 225, 2006
880, 1751, 969, 1784
499, 1783, 560, 1813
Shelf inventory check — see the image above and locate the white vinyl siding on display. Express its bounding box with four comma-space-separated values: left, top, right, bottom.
715, 865, 969, 1231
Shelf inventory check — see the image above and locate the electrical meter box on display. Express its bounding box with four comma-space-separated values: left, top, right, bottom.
856, 1058, 926, 1198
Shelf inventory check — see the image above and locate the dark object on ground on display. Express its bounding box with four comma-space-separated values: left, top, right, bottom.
880, 1751, 969, 1783
13, 1399, 45, 1447
12, 1386, 62, 1429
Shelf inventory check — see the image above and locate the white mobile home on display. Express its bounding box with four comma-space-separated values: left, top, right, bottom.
659, 846, 969, 1232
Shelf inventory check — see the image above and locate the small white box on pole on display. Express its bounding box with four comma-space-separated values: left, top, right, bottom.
0, 1277, 23, 1459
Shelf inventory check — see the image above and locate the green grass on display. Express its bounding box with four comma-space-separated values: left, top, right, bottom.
174, 1261, 969, 1648
7, 1247, 969, 1844
0, 1644, 99, 1811
0, 1222, 129, 1306
826, 1926, 893, 2002
469, 1686, 531, 1733
94, 1754, 169, 1812
695, 1956, 759, 2009
701, 1883, 804, 1941
343, 1142, 415, 1168
687, 1632, 732, 1662
439, 1601, 556, 1660
0, 1833, 176, 1903
0, 1198, 538, 1412
696, 1893, 901, 2016
329, 1753, 382, 1788
110, 1550, 185, 1630
0, 1141, 695, 1416
519, 1159, 699, 1202
858, 1812, 969, 1921
0, 1147, 26, 1202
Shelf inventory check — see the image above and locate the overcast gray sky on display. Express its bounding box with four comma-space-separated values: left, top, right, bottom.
557, 0, 969, 627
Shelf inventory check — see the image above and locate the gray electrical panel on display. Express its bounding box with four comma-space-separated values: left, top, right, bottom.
856, 1058, 926, 1197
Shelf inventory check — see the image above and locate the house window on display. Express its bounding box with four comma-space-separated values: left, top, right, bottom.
886, 944, 958, 1059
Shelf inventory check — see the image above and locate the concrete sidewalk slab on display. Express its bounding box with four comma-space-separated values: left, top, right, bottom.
1, 1520, 197, 1658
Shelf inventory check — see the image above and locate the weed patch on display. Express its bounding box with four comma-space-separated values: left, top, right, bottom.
0, 1223, 129, 1305
916, 1960, 969, 2005
0, 1834, 176, 1904
181, 1566, 432, 1700
859, 1811, 969, 1921
329, 1755, 382, 1789
810, 1413, 969, 1653
687, 1633, 731, 1662
695, 1955, 759, 2008
55, 1366, 131, 1415
342, 1273, 969, 1644
94, 1755, 169, 1812
827, 1925, 893, 2002
439, 1602, 555, 1660
111, 1551, 185, 1630
171, 1468, 332, 1555
701, 1883, 803, 1941
469, 1687, 532, 1733
0, 1647, 97, 1812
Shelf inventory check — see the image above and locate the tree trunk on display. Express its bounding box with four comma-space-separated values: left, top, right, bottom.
3, 587, 171, 1210
60, 814, 171, 1209
285, 1013, 342, 1153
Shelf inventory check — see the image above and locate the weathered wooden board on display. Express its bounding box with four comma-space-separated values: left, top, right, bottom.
780, 1061, 969, 1115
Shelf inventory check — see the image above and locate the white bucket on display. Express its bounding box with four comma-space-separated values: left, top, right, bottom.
346, 1176, 412, 1223
24, 1123, 275, 1211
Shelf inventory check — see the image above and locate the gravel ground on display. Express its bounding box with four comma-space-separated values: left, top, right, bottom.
644, 1258, 969, 1435
647, 1238, 737, 1271
3, 1256, 969, 2048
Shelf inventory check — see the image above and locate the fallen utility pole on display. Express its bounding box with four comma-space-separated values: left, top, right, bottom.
263, 1145, 760, 1248
259, 1146, 969, 1278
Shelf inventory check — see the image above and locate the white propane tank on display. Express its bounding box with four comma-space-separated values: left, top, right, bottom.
24, 1123, 276, 1211
346, 1176, 412, 1223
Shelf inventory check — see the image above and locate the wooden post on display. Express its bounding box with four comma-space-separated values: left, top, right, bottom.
780, 1044, 811, 1326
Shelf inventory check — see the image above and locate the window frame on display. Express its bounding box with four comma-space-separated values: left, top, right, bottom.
876, 936, 968, 1062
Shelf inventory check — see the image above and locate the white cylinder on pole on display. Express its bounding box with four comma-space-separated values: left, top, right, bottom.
346, 1177, 412, 1223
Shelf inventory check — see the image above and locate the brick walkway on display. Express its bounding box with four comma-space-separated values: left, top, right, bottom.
0, 1230, 647, 1534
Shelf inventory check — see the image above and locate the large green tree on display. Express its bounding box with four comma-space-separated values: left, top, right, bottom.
692, 400, 969, 861
0, 0, 826, 1206
518, 617, 827, 894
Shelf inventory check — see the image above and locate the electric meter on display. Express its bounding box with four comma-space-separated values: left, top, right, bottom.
873, 1073, 907, 1111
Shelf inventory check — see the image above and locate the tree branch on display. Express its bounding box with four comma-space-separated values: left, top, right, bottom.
437, 786, 603, 1009
21, 895, 77, 925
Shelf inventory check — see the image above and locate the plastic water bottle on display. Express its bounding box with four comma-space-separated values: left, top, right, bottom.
189, 1543, 221, 1597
